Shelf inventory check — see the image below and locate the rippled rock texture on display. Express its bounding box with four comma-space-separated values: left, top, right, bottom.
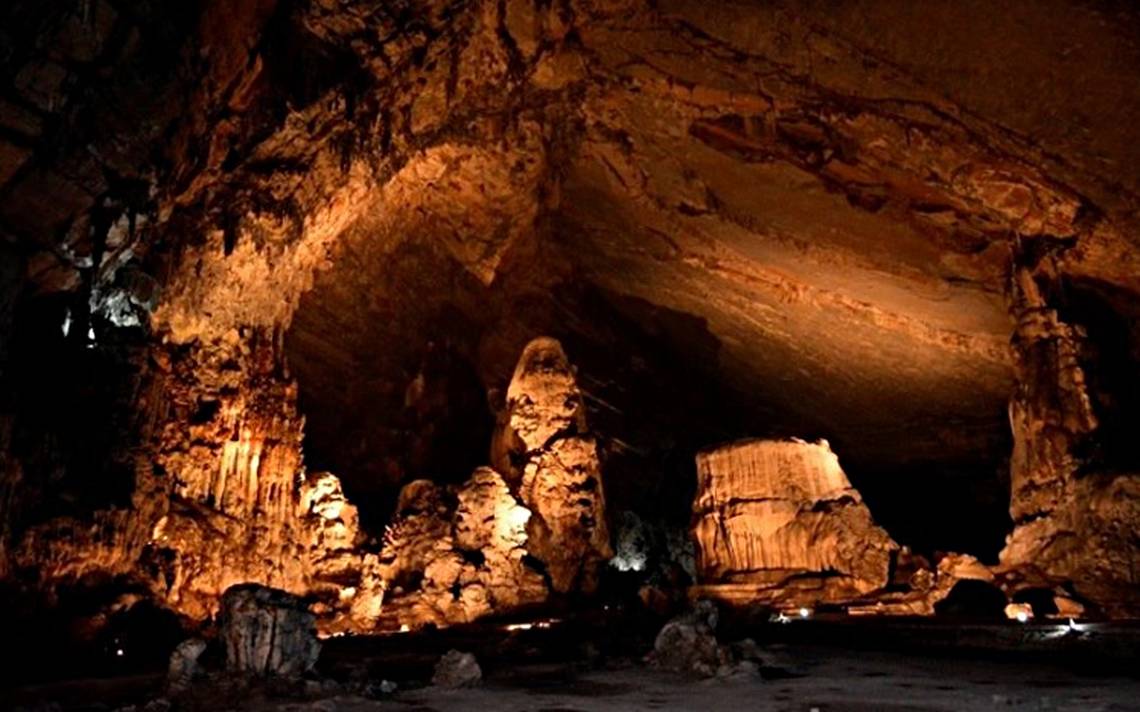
220, 584, 320, 677
692, 439, 897, 606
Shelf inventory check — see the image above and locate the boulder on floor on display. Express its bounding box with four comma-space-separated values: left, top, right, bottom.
219, 584, 320, 677
432, 649, 482, 688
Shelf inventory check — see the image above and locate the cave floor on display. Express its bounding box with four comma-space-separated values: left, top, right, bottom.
308, 643, 1140, 712
8, 619, 1140, 711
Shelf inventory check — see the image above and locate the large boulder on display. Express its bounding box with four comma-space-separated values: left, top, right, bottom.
219, 585, 320, 677
691, 438, 897, 607
166, 638, 207, 695
650, 601, 729, 677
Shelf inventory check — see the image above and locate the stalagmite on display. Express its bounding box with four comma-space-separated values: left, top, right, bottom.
690, 438, 897, 607
493, 337, 612, 594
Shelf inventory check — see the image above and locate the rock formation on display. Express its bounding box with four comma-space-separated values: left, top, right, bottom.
298, 472, 384, 634
220, 584, 321, 677
650, 600, 729, 677
999, 263, 1140, 616
432, 650, 483, 689
166, 638, 207, 695
691, 438, 897, 607
376, 469, 548, 629
493, 337, 612, 594
3, 0, 1140, 636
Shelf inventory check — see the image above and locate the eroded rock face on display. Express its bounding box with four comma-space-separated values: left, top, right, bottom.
4, 0, 1140, 629
494, 337, 612, 594
999, 264, 1140, 616
298, 472, 384, 634
220, 584, 320, 677
166, 638, 207, 695
377, 469, 547, 629
691, 438, 897, 606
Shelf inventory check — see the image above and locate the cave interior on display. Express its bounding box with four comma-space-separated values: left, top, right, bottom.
2, 0, 1140, 708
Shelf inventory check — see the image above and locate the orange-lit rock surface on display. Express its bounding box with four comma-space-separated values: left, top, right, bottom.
376, 468, 548, 629
691, 438, 897, 607
999, 263, 1140, 617
3, 0, 1140, 629
494, 337, 612, 594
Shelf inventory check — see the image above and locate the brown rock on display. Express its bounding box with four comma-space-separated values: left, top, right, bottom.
220, 585, 321, 677
692, 438, 896, 606
432, 650, 482, 688
494, 337, 612, 594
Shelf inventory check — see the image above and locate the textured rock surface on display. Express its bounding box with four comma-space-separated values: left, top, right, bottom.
376, 468, 547, 629
432, 650, 483, 689
166, 638, 207, 695
495, 338, 612, 594
650, 601, 729, 677
999, 263, 1140, 616
220, 585, 321, 677
2, 0, 1140, 628
692, 439, 897, 605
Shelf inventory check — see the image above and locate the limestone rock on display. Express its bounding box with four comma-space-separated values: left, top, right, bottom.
220, 585, 320, 677
166, 638, 207, 695
650, 602, 729, 677
494, 337, 612, 594
999, 267, 1140, 616
377, 469, 547, 629
691, 438, 897, 606
299, 472, 384, 634
431, 650, 482, 688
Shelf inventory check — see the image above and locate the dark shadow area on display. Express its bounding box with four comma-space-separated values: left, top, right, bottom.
5, 292, 147, 532
1059, 278, 1140, 474
845, 454, 1013, 563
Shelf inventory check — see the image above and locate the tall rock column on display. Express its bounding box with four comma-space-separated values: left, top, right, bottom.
1000, 264, 1140, 616
1005, 266, 1098, 523
492, 337, 612, 594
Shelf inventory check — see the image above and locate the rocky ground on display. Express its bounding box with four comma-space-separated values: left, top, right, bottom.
8, 615, 1140, 711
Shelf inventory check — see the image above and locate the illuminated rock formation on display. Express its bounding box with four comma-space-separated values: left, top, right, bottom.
299, 472, 384, 634
494, 337, 612, 594
691, 438, 897, 606
377, 468, 547, 629
9, 331, 386, 632
999, 263, 1140, 616
3, 0, 1140, 633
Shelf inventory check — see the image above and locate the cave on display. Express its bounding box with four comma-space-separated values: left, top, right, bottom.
3, 0, 1140, 709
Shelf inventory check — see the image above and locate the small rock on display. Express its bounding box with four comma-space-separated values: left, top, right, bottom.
432, 650, 482, 688
166, 638, 207, 694
650, 611, 729, 677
